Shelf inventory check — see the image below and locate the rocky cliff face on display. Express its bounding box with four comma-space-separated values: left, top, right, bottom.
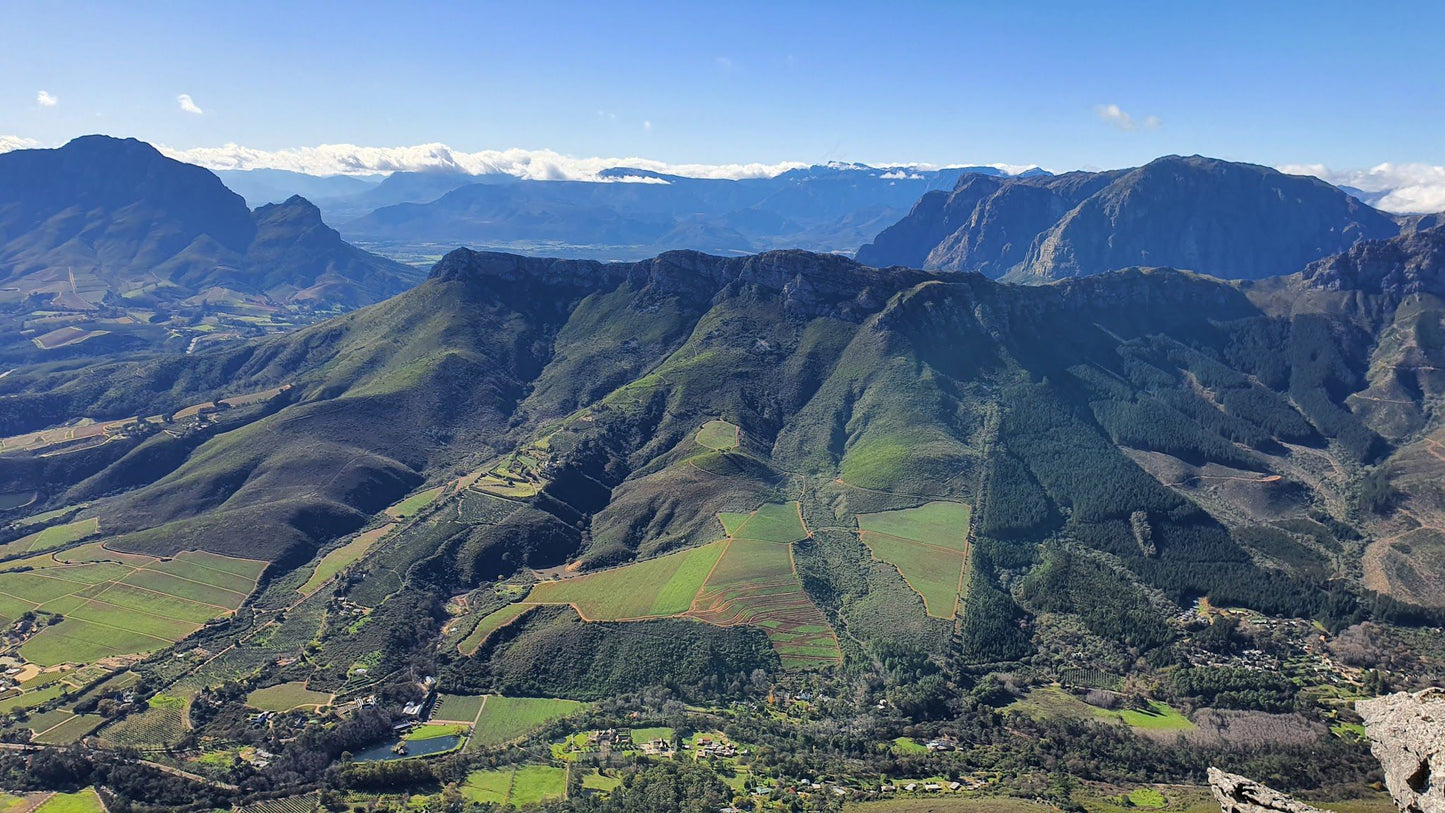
1210, 689, 1445, 813
1209, 768, 1335, 813
858, 155, 1400, 282
1357, 689, 1445, 813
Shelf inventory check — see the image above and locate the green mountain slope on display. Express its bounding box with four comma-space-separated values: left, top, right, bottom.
3, 232, 1445, 699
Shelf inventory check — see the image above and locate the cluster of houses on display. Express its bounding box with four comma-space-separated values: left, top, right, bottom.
690, 735, 738, 759
879, 780, 968, 793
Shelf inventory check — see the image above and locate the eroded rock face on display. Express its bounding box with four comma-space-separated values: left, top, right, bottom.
1208, 767, 1335, 813
1357, 689, 1445, 813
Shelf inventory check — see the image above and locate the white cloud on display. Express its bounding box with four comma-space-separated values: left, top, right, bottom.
177, 94, 204, 115
36, 91, 57, 108
157, 141, 811, 180
1280, 162, 1445, 213
642, 120, 652, 132
1095, 103, 1159, 131
0, 135, 40, 154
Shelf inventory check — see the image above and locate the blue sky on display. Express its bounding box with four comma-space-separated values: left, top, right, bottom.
2, 0, 1442, 175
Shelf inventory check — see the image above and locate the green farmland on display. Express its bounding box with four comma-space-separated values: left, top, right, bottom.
695, 419, 740, 450
525, 539, 726, 620
298, 523, 394, 595
245, 681, 333, 712
730, 502, 807, 543
0, 517, 100, 558
468, 696, 587, 748
689, 537, 840, 669
0, 546, 265, 666
458, 603, 533, 655
858, 501, 971, 618
462, 764, 567, 807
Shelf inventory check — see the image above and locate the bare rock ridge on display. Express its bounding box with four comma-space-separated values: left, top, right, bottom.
1210, 690, 1445, 813
1358, 689, 1445, 813
1208, 768, 1334, 813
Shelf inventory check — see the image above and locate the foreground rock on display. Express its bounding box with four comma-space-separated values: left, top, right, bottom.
1208, 767, 1335, 813
1358, 689, 1445, 813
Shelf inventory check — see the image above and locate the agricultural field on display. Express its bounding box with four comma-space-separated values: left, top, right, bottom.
405, 723, 468, 741
469, 696, 587, 748
695, 419, 740, 450
33, 789, 105, 813
384, 486, 445, 520
30, 711, 105, 745
245, 681, 333, 712
0, 517, 100, 559
688, 538, 841, 670
462, 765, 567, 807
729, 502, 808, 543
297, 524, 394, 595
1005, 687, 1194, 733
458, 604, 533, 655
0, 545, 266, 666
857, 501, 971, 619
433, 693, 488, 723
95, 692, 188, 749
525, 540, 727, 620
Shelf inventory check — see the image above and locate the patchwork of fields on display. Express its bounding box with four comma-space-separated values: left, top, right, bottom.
857, 501, 971, 619
0, 542, 265, 665
0, 518, 100, 559
508, 501, 838, 669
687, 537, 841, 670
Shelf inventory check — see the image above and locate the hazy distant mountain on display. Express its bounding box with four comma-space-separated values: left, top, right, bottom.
333, 162, 1034, 259
858, 155, 1402, 280
213, 168, 382, 207
0, 136, 421, 311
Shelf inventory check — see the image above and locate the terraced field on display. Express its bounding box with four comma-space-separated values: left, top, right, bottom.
525, 540, 727, 620
0, 543, 266, 665
688, 538, 840, 669
457, 603, 533, 655
857, 501, 971, 618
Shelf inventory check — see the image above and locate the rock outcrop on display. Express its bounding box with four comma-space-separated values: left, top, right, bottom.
1208, 768, 1335, 813
1357, 689, 1445, 813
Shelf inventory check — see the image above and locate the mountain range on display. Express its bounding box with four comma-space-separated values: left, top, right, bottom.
235, 162, 1045, 262
857, 155, 1406, 280
0, 136, 422, 362
0, 136, 419, 310
1, 138, 1444, 807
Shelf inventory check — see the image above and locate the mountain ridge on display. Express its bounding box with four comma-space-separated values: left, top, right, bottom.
859, 154, 1403, 281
